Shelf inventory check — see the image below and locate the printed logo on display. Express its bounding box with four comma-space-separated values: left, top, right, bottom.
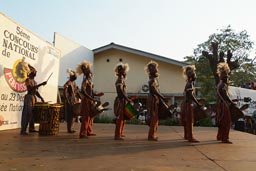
0, 115, 4, 127
0, 115, 9, 127
4, 58, 28, 92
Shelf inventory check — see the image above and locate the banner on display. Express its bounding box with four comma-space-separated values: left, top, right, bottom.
0, 13, 60, 130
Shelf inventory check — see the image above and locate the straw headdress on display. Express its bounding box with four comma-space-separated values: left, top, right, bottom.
114, 62, 129, 75
144, 61, 158, 75
76, 61, 92, 75
217, 62, 230, 77
182, 65, 196, 79
66, 68, 76, 77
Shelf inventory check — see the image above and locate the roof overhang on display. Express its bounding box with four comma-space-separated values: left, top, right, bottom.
93, 43, 188, 67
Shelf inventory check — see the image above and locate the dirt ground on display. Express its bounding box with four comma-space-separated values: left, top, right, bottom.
0, 123, 256, 171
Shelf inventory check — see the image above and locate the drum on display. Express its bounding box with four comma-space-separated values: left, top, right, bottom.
193, 105, 207, 122
124, 102, 138, 120
33, 102, 50, 123
90, 101, 109, 117
39, 103, 63, 136
73, 103, 81, 116
158, 99, 171, 119
145, 100, 170, 126
230, 105, 244, 122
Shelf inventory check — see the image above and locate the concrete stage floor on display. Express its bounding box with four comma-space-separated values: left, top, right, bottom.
0, 123, 255, 171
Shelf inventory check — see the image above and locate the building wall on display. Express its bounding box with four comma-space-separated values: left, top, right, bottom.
54, 32, 93, 87
93, 49, 185, 117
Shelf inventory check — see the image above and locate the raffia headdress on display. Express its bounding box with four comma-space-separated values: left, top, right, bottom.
144, 61, 158, 75
182, 65, 196, 79
76, 61, 92, 75
217, 62, 230, 77
114, 62, 129, 75
66, 68, 76, 77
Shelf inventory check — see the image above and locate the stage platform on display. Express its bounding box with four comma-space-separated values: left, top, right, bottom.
0, 123, 255, 171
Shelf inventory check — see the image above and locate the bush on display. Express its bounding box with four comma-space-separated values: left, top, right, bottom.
94, 115, 146, 125
158, 118, 180, 126
93, 115, 182, 126
94, 116, 114, 123
195, 117, 213, 127
126, 118, 141, 125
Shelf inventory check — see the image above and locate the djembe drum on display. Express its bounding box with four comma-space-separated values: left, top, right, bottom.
193, 105, 207, 122
146, 100, 170, 126
124, 102, 138, 120
90, 101, 109, 118
193, 98, 207, 122
39, 103, 63, 136
158, 99, 171, 119
33, 102, 50, 123
73, 102, 81, 116
230, 105, 244, 122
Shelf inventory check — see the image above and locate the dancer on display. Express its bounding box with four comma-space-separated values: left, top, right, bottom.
145, 61, 166, 141
181, 65, 201, 142
114, 63, 132, 140
20, 63, 47, 135
216, 62, 234, 143
77, 61, 104, 138
63, 69, 81, 133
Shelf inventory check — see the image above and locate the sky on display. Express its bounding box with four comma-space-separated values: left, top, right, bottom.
1, 0, 255, 61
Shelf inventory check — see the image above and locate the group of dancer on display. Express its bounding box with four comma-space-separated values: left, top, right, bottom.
20, 59, 234, 144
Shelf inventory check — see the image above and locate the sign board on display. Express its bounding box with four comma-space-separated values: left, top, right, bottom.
0, 13, 60, 130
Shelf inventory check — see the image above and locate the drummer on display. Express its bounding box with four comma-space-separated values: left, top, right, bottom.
145, 61, 166, 141
181, 65, 201, 143
20, 63, 47, 135
77, 61, 104, 139
114, 63, 132, 140
216, 62, 234, 144
63, 69, 81, 133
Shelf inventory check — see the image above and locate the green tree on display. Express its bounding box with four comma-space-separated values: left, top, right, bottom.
185, 25, 255, 103
230, 61, 256, 87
